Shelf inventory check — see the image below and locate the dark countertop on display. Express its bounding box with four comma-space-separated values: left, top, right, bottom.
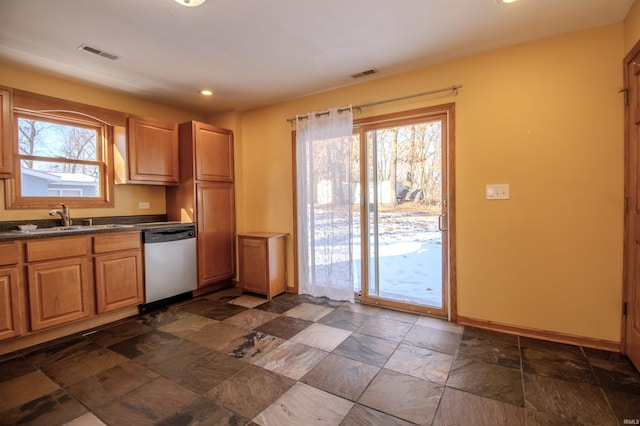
0, 215, 195, 242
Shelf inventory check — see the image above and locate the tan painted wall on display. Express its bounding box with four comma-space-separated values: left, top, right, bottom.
236, 24, 625, 342
0, 62, 203, 221
624, 0, 640, 54
1, 16, 636, 343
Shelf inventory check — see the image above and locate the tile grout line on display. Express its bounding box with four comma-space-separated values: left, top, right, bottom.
518, 334, 526, 425
429, 323, 464, 426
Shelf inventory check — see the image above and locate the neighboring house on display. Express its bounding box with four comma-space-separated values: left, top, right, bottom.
21, 168, 98, 197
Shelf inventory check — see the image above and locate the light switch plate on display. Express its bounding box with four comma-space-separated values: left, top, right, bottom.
486, 184, 510, 200
139, 201, 150, 209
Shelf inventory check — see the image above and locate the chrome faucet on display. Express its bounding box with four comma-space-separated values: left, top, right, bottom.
49, 203, 72, 227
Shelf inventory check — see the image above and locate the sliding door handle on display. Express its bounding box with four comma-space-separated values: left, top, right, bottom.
438, 213, 448, 232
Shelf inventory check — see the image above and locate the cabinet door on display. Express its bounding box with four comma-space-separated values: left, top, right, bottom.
95, 251, 143, 313
239, 237, 268, 294
0, 88, 13, 176
0, 267, 21, 340
194, 122, 234, 182
127, 117, 179, 184
27, 258, 92, 331
197, 182, 235, 286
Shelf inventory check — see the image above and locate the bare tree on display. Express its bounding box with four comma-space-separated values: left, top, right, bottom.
53, 126, 97, 176
17, 118, 47, 169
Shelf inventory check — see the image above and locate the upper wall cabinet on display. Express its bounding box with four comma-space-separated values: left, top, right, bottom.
119, 116, 179, 185
182, 121, 234, 182
0, 88, 14, 177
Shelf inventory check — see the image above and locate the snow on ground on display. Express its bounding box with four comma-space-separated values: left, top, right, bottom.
313, 203, 443, 308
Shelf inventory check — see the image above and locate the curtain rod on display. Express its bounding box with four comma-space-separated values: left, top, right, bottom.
286, 84, 462, 126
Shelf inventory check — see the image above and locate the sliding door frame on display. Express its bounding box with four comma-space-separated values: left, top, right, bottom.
291, 103, 457, 321
355, 104, 456, 320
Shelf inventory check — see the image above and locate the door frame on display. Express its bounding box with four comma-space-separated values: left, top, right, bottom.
355, 104, 457, 320
623, 39, 640, 359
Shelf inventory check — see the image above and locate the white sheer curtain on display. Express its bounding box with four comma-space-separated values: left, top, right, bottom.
296, 106, 354, 302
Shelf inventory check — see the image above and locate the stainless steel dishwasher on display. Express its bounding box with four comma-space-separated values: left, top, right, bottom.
142, 223, 197, 310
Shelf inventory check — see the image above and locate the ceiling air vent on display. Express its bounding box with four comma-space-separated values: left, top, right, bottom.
351, 68, 377, 79
78, 44, 119, 61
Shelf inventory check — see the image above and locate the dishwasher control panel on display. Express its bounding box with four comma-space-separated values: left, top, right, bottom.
142, 225, 196, 244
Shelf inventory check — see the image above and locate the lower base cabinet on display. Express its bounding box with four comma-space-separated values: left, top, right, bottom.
238, 233, 287, 300
16, 232, 143, 335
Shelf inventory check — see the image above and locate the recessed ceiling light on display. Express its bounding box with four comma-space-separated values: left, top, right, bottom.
174, 0, 206, 6
199, 89, 214, 96
497, 0, 521, 4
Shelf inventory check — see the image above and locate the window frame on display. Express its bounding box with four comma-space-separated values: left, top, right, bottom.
5, 109, 114, 209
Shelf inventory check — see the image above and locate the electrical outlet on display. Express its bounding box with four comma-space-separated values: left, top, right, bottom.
139, 201, 150, 209
486, 184, 510, 200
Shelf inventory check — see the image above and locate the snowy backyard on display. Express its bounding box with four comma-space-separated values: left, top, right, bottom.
312, 202, 443, 308
354, 205, 443, 307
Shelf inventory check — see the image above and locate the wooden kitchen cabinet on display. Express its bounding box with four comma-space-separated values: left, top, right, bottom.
176, 121, 234, 182
0, 242, 22, 341
93, 232, 143, 313
238, 233, 287, 300
167, 120, 236, 289
196, 182, 235, 286
25, 236, 93, 331
0, 87, 14, 177
125, 116, 179, 185
193, 122, 233, 182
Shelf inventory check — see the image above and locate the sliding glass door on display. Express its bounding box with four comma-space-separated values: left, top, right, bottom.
355, 107, 452, 316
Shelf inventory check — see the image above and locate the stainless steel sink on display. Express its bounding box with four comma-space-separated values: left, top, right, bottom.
14, 226, 85, 234
89, 224, 135, 229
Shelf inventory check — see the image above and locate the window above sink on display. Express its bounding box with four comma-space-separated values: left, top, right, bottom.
4, 90, 118, 210
5, 110, 114, 209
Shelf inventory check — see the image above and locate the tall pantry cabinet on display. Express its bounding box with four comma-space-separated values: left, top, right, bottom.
166, 121, 235, 289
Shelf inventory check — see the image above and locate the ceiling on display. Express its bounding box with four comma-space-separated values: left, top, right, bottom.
0, 0, 634, 115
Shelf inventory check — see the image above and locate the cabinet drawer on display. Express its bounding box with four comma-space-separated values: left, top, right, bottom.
0, 242, 18, 266
93, 232, 141, 254
25, 237, 88, 262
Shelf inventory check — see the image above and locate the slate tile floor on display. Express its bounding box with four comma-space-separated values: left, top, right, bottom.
1, 291, 640, 425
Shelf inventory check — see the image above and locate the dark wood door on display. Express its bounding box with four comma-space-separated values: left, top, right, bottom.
625, 45, 640, 371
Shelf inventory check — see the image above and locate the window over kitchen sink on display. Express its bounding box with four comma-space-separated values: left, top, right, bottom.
5, 108, 114, 209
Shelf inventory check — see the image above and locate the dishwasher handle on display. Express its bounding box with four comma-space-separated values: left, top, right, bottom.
143, 228, 196, 244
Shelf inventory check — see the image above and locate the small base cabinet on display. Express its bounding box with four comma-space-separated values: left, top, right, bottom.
238, 233, 287, 300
